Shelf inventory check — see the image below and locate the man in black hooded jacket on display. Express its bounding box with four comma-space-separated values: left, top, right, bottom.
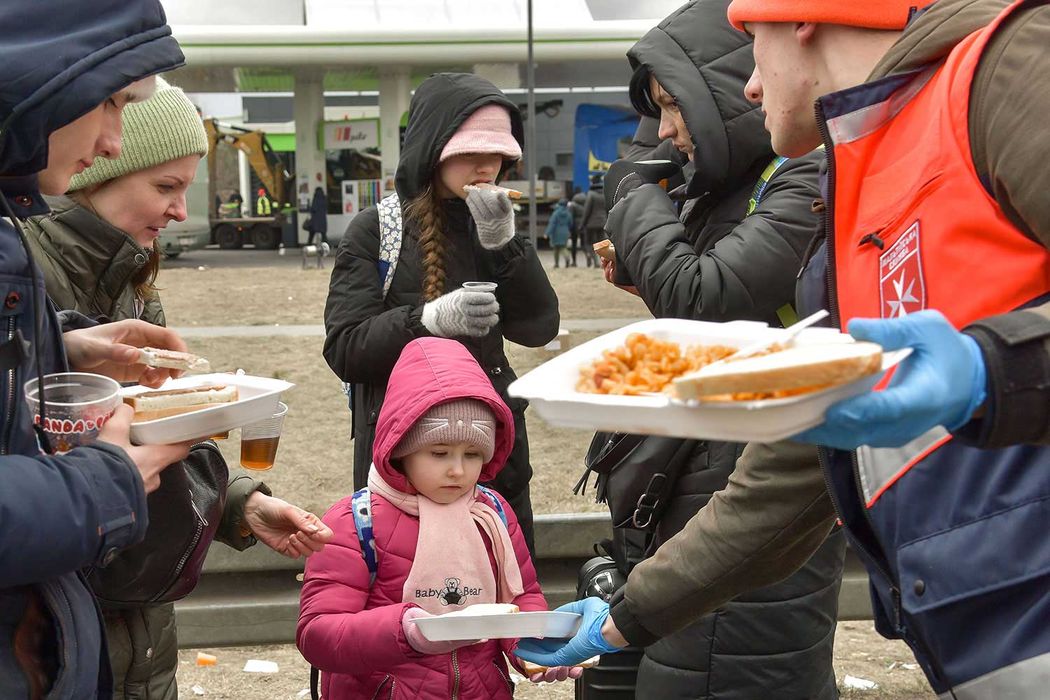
586, 1, 844, 698
0, 1, 193, 697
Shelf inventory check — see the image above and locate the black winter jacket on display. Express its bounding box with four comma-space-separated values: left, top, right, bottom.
0, 2, 183, 698
603, 2, 844, 698
323, 74, 559, 534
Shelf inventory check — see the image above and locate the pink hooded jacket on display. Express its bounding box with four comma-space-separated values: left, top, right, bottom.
298, 337, 546, 699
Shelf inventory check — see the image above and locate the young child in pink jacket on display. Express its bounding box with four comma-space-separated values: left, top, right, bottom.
298, 337, 580, 698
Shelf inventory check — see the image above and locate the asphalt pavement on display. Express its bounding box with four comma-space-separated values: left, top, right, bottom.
164, 241, 564, 270
164, 245, 310, 270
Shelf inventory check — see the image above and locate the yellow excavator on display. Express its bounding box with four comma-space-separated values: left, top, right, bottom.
204, 118, 293, 249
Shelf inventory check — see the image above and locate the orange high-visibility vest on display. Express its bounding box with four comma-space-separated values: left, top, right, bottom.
826, 5, 1050, 331
813, 2, 1050, 695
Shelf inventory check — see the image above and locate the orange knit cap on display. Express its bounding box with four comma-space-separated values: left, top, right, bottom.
727, 0, 927, 32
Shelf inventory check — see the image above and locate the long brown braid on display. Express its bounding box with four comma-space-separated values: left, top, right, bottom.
404, 184, 448, 301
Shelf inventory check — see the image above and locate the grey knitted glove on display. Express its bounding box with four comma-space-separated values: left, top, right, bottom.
421, 288, 500, 338
465, 186, 516, 250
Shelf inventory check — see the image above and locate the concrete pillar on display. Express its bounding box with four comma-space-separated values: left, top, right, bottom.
293, 70, 326, 244
378, 68, 411, 193
237, 150, 251, 217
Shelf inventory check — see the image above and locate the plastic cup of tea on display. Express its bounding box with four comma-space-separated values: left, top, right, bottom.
24, 373, 121, 453
462, 281, 497, 293
240, 402, 287, 470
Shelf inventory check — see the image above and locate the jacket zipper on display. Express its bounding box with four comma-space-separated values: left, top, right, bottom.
814, 101, 841, 329
814, 99, 951, 691
493, 659, 513, 692
388, 678, 396, 699
451, 649, 460, 699
154, 491, 207, 603
371, 674, 392, 700
152, 442, 215, 602
2, 316, 17, 455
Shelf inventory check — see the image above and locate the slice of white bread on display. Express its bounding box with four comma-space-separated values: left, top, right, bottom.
672, 342, 883, 401
442, 603, 520, 617
521, 657, 600, 675
465, 183, 524, 200
125, 384, 238, 422
139, 347, 211, 373
593, 239, 616, 262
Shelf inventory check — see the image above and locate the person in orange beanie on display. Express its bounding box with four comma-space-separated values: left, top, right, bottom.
518, 3, 1050, 700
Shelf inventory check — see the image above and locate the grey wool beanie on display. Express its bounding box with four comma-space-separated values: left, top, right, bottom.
68, 77, 209, 191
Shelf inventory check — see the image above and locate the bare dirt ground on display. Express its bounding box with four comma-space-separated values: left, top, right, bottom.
160, 257, 649, 328
164, 257, 934, 699
177, 622, 934, 699
161, 262, 640, 516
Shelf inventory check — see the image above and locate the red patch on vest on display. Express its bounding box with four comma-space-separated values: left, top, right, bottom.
879, 222, 926, 318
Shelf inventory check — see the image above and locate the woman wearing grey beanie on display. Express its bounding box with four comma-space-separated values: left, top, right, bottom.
23, 78, 332, 700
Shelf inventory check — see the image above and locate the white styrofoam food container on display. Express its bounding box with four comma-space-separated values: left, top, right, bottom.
122, 373, 294, 444
413, 611, 582, 642
508, 319, 909, 443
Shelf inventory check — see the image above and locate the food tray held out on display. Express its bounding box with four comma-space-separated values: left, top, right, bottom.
122, 373, 294, 444
508, 318, 908, 443
412, 610, 582, 642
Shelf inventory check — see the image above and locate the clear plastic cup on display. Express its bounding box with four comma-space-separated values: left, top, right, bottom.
240, 402, 287, 470
462, 281, 497, 293
24, 372, 121, 453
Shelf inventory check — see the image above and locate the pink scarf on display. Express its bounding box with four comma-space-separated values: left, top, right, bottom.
368, 465, 524, 615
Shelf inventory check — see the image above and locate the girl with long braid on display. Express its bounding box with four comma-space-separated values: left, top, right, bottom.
323, 73, 560, 552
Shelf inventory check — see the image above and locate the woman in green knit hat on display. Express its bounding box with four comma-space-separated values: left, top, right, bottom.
24, 79, 332, 700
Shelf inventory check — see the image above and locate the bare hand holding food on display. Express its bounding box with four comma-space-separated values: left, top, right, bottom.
64, 319, 189, 388
97, 405, 193, 493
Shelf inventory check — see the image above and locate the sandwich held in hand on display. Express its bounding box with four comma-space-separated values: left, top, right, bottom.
593, 239, 616, 262
463, 182, 523, 199
124, 384, 238, 422
673, 342, 883, 401
138, 347, 211, 373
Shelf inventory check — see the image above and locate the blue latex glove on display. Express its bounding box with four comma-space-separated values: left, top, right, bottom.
514, 597, 623, 668
793, 310, 987, 450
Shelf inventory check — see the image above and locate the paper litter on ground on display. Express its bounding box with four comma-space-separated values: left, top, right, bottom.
243, 659, 279, 673
191, 685, 205, 696
843, 674, 878, 690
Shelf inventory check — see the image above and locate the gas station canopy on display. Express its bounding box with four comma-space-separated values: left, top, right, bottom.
163, 0, 686, 65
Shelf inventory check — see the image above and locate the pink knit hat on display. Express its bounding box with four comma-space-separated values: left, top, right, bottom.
439, 104, 522, 163
392, 399, 498, 462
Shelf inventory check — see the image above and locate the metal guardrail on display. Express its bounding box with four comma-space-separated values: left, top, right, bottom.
174, 513, 871, 649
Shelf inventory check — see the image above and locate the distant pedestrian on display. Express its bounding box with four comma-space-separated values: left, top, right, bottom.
307, 186, 328, 245
579, 174, 607, 267
545, 198, 572, 268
